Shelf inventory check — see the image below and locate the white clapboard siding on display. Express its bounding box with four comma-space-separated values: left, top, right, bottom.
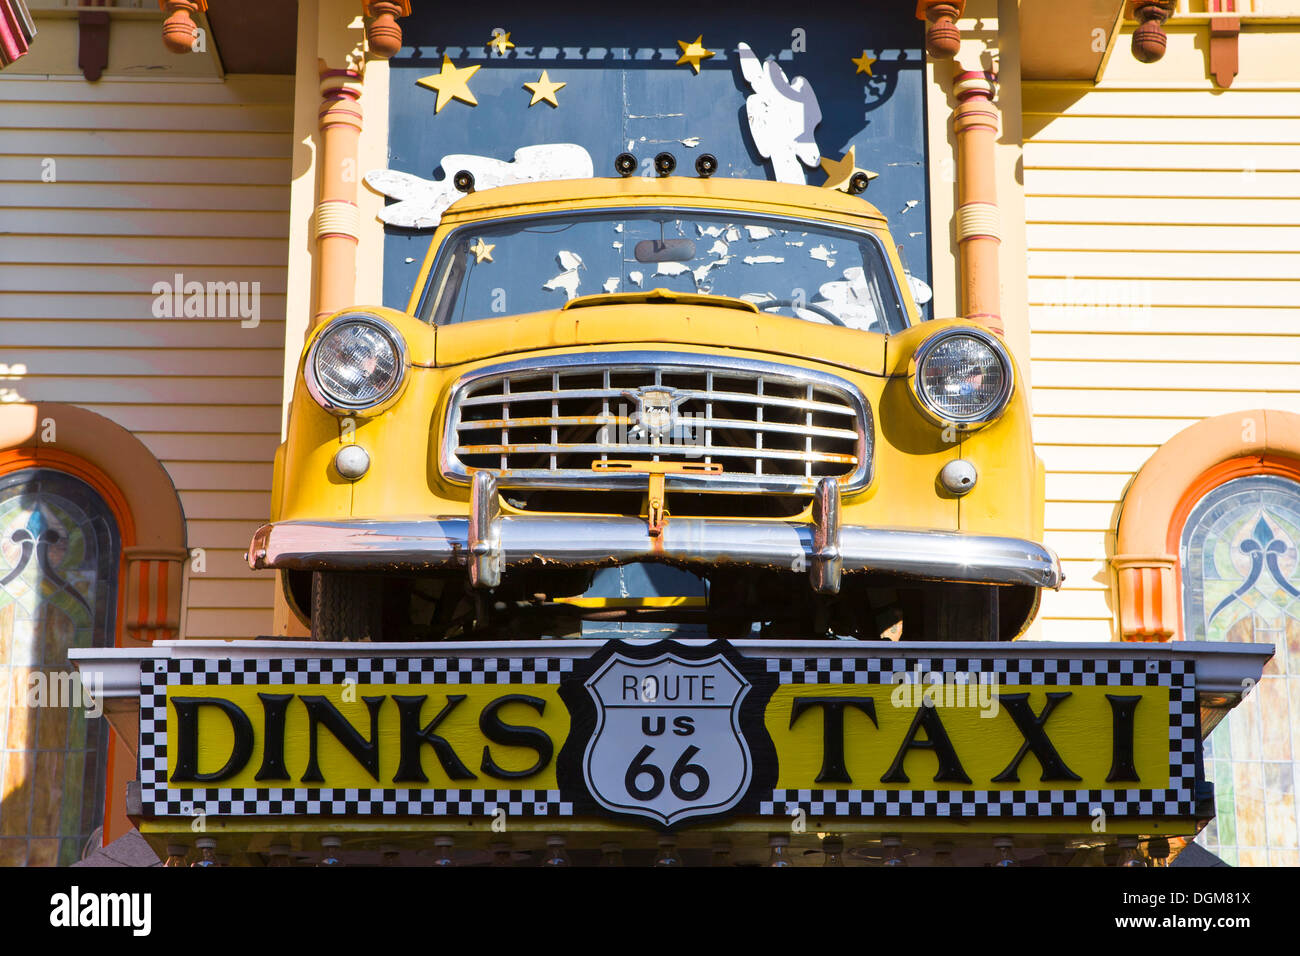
1025, 78, 1300, 641
0, 75, 293, 639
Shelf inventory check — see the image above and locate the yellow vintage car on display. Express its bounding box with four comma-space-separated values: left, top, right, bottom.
248, 172, 1060, 642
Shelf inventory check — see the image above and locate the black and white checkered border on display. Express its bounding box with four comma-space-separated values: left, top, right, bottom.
146, 655, 574, 686
142, 787, 572, 819
761, 656, 1198, 818
138, 656, 574, 818
765, 655, 1185, 687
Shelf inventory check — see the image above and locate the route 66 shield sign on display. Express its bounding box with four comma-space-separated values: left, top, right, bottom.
581, 647, 753, 827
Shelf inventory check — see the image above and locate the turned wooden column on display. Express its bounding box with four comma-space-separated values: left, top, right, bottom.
315, 66, 365, 327
158, 0, 208, 54
952, 69, 1002, 335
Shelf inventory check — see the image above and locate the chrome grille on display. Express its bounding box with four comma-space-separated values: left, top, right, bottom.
442, 352, 872, 494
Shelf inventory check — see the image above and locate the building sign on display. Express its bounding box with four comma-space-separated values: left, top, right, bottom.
138, 641, 1201, 828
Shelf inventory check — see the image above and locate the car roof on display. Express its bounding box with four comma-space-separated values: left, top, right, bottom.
436, 175, 891, 227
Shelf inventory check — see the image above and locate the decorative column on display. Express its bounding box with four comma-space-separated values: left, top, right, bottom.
362, 0, 410, 59
1128, 1, 1176, 64
915, 1, 966, 59
158, 0, 207, 54
952, 70, 1002, 335
315, 65, 365, 327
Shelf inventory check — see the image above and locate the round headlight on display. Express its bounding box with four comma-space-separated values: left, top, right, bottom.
914, 329, 1013, 425
307, 316, 406, 413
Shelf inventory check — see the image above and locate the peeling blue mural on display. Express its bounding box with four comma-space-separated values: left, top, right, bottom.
379, 1, 931, 314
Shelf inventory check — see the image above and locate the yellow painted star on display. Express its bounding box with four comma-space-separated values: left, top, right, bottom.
488, 31, 515, 55
416, 55, 480, 113
523, 70, 566, 108
676, 35, 715, 74
819, 146, 879, 193
851, 51, 877, 76
470, 237, 495, 263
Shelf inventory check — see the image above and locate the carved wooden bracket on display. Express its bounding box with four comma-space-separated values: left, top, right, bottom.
1112, 555, 1179, 641
77, 11, 109, 81
363, 0, 411, 59
1209, 0, 1240, 88
1128, 1, 1176, 63
123, 547, 188, 645
158, 0, 208, 54
915, 1, 966, 60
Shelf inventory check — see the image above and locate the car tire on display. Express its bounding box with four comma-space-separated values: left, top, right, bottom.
311, 572, 382, 642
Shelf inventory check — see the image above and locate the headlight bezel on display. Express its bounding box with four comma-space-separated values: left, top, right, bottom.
909, 326, 1015, 429
304, 313, 409, 416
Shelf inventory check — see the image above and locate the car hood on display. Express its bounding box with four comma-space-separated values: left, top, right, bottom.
428, 298, 889, 375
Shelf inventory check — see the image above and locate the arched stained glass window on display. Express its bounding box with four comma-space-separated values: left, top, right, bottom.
1181, 474, 1300, 866
0, 469, 118, 866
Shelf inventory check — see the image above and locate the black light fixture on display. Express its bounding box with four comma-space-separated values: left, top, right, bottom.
453, 170, 475, 193
653, 152, 676, 177
614, 152, 637, 177
847, 171, 871, 195
694, 153, 717, 178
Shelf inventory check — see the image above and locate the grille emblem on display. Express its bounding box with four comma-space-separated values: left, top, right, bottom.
624, 386, 688, 442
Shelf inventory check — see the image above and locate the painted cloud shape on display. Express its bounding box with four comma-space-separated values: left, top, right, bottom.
736, 42, 823, 184
365, 144, 595, 230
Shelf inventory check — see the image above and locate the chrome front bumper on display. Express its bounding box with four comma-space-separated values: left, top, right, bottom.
248, 476, 1062, 593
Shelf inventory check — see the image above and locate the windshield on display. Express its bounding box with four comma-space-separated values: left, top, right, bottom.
420, 209, 910, 333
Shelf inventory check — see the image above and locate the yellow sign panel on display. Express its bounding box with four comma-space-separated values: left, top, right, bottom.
165, 684, 566, 790
766, 683, 1171, 791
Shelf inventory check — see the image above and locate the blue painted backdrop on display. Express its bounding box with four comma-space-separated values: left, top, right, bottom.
381, 0, 931, 315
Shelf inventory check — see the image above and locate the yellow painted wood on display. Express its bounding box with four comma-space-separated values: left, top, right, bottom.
1032, 389, 1300, 418
1024, 141, 1300, 171
184, 609, 282, 637
0, 294, 288, 322
1031, 333, 1300, 363
9, 350, 286, 378
1038, 588, 1118, 621
1033, 360, 1300, 391
1036, 444, 1159, 473
1028, 250, 1300, 280
10, 208, 290, 238
173, 491, 272, 521
1028, 169, 1300, 200
0, 74, 293, 639
0, 265, 289, 293
1044, 472, 1136, 502
1030, 618, 1117, 642
0, 157, 292, 186
0, 237, 288, 266
0, 129, 291, 158
136, 433, 281, 462
2, 320, 287, 350
1026, 223, 1300, 252
1031, 306, 1300, 334
11, 377, 285, 405
1027, 196, 1300, 225
1024, 87, 1300, 117
1024, 115, 1300, 143
1025, 74, 1300, 645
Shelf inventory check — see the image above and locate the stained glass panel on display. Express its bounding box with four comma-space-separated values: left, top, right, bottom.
0, 469, 117, 866
1183, 474, 1300, 865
